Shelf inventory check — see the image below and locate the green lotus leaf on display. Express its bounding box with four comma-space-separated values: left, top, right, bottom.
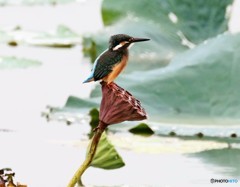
102, 0, 233, 44
26, 25, 81, 47
188, 148, 240, 177
129, 123, 154, 136
88, 132, 125, 169
118, 33, 240, 124
0, 56, 41, 69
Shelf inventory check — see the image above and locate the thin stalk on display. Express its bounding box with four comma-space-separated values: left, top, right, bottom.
67, 121, 107, 187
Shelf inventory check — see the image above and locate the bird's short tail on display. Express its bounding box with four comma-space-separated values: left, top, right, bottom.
83, 76, 94, 83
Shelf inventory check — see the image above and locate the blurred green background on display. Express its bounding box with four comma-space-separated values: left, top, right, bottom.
0, 0, 240, 186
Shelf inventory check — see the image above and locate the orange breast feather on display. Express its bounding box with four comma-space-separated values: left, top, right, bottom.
103, 55, 128, 84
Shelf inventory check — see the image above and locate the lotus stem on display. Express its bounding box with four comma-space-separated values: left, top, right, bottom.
67, 121, 108, 187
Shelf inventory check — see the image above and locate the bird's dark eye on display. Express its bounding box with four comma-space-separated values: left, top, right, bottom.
129, 38, 134, 42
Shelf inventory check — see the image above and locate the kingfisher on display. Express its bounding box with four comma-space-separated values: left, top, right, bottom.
83, 34, 150, 84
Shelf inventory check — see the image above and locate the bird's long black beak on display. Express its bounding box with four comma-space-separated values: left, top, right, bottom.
131, 37, 150, 43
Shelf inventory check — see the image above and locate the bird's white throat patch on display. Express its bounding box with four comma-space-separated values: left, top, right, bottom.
128, 43, 134, 49
113, 41, 129, 51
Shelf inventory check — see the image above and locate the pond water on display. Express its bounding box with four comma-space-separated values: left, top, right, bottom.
0, 1, 239, 187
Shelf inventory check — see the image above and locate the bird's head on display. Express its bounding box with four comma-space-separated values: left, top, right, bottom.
109, 34, 150, 51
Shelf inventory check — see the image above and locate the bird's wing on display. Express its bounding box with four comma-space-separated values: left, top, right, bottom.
93, 51, 122, 81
